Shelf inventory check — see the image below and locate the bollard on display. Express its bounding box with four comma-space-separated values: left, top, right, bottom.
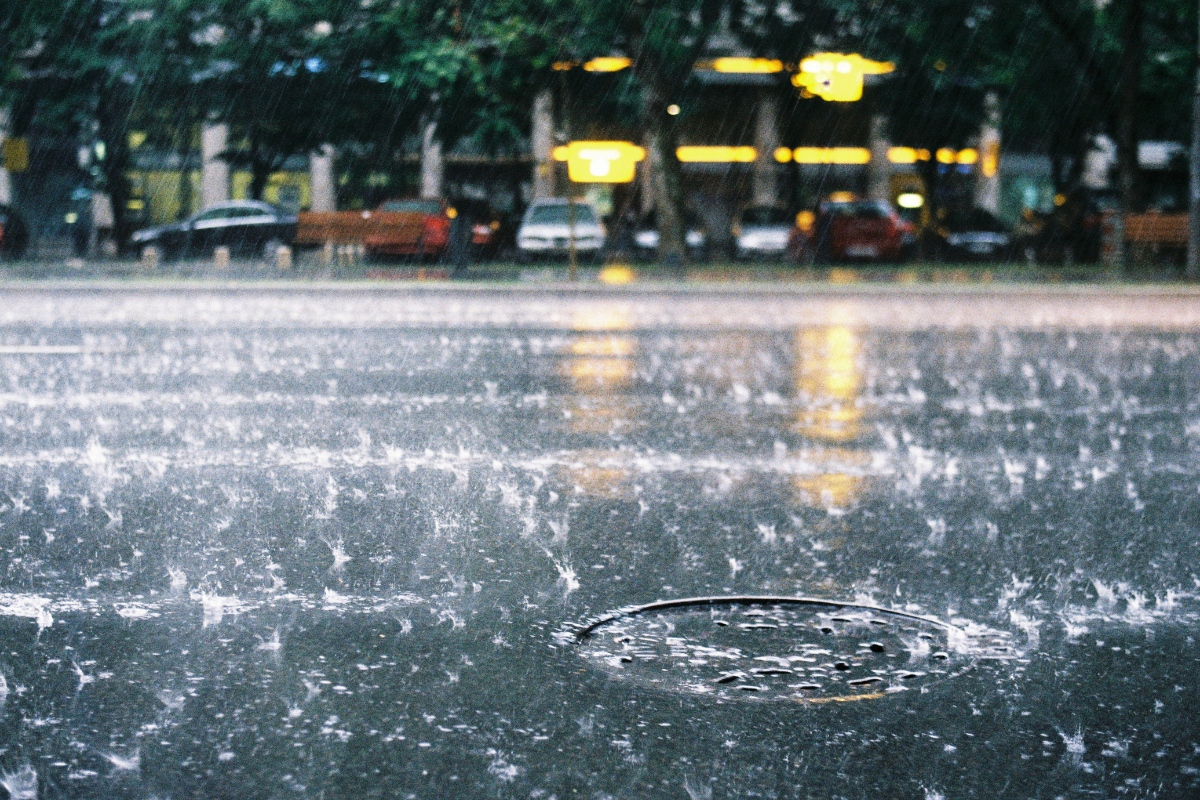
141, 246, 161, 271
213, 246, 231, 270
274, 245, 292, 271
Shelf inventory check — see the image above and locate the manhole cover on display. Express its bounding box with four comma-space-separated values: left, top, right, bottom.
564, 596, 1013, 703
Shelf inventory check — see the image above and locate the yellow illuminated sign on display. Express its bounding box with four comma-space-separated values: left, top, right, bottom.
2, 138, 29, 173
791, 147, 871, 165
676, 146, 756, 163
982, 142, 999, 177
709, 58, 783, 74
554, 141, 645, 183
583, 57, 631, 72
792, 53, 895, 102
887, 147, 931, 164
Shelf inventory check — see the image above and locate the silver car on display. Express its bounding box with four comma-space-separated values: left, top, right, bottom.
516, 200, 606, 260
732, 206, 794, 259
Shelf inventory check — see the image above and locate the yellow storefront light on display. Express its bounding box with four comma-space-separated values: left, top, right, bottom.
710, 57, 783, 74
792, 53, 894, 102
583, 57, 631, 72
791, 147, 871, 165
982, 142, 999, 178
956, 148, 978, 165
935, 148, 957, 164
2, 138, 29, 173
676, 146, 757, 163
555, 141, 645, 183
774, 147, 793, 163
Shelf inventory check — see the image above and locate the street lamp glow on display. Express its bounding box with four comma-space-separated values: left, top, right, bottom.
583, 57, 631, 72
676, 146, 757, 163
555, 141, 645, 183
667, 104, 680, 116
792, 53, 895, 102
710, 58, 783, 74
791, 147, 871, 164
897, 193, 925, 209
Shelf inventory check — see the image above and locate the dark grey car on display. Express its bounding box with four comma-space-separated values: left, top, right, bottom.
129, 200, 298, 260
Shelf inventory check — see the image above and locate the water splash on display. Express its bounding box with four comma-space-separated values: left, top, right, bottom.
167, 567, 187, 593
100, 749, 140, 774
324, 537, 352, 571
552, 558, 580, 596
0, 765, 37, 800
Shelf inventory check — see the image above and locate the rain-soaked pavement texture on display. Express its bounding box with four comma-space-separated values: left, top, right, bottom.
1, 284, 1199, 799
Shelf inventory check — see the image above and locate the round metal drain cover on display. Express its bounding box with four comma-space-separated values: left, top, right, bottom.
567, 596, 1012, 703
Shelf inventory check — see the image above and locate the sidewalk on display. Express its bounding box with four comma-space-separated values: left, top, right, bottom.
0, 255, 1190, 286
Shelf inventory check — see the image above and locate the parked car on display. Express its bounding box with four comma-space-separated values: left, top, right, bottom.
791, 198, 915, 262
516, 199, 606, 261
450, 198, 507, 261
732, 206, 793, 259
928, 208, 1015, 261
130, 201, 297, 260
365, 198, 453, 259
0, 204, 29, 259
632, 208, 709, 261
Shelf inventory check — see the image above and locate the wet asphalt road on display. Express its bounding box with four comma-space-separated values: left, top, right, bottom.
0, 283, 1198, 799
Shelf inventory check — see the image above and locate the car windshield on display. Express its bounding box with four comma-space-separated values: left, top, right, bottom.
526, 204, 598, 225
739, 207, 792, 226
944, 210, 1009, 233
379, 199, 443, 214
824, 201, 889, 218
639, 210, 703, 229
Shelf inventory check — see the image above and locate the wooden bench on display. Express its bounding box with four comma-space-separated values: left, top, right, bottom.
1124, 213, 1187, 246
294, 211, 425, 247
1121, 213, 1186, 265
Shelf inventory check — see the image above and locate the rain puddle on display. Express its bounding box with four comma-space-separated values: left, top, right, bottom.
566, 597, 1015, 703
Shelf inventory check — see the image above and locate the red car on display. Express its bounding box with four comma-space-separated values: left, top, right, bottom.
364, 198, 453, 258
789, 199, 915, 262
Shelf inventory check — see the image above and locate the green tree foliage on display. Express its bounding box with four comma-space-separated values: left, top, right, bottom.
2, 0, 1197, 239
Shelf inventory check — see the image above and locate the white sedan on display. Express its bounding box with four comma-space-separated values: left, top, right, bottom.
516, 200, 606, 260
733, 206, 794, 259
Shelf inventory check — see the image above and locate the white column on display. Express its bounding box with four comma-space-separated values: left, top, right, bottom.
309, 145, 336, 212
201, 122, 230, 208
976, 91, 1001, 213
532, 89, 555, 199
0, 108, 13, 206
420, 116, 443, 199
752, 93, 780, 207
868, 115, 891, 203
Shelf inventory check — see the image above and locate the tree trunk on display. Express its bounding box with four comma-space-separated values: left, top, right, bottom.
250, 158, 271, 201
1115, 0, 1144, 213
641, 79, 686, 268
95, 95, 131, 247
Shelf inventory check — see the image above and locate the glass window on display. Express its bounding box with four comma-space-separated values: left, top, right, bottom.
379, 200, 444, 215
739, 207, 792, 226
526, 204, 598, 225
